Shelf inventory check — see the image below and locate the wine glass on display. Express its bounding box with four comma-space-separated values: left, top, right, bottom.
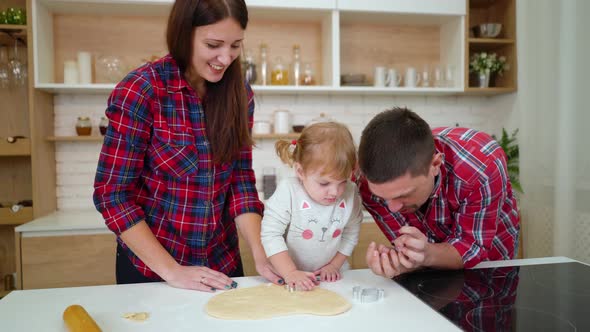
0, 46, 9, 88
8, 40, 26, 86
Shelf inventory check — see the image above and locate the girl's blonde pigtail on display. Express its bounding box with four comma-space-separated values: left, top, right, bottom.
275, 139, 295, 167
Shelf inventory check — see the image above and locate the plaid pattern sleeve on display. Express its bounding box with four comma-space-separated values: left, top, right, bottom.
93, 72, 154, 235
226, 84, 264, 219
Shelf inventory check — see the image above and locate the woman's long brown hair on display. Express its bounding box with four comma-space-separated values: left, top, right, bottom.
167, 0, 252, 164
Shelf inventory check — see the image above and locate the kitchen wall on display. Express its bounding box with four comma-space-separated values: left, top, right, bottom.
54, 93, 514, 209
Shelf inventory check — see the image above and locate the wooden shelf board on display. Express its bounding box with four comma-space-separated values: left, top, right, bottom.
0, 24, 27, 31
0, 207, 33, 226
0, 139, 31, 156
469, 38, 515, 44
464, 87, 516, 95
254, 133, 300, 139
48, 134, 302, 141
47, 136, 104, 142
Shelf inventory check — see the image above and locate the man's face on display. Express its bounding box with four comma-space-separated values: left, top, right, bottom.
367, 154, 442, 214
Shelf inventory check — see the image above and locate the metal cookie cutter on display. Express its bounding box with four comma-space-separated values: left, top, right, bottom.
352, 286, 385, 303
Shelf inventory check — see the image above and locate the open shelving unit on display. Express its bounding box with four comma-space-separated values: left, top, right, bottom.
465, 0, 517, 92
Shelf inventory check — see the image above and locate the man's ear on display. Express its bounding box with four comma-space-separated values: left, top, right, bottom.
430, 153, 443, 176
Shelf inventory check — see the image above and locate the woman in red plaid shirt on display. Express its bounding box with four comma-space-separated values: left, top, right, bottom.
93, 0, 281, 292
357, 108, 520, 278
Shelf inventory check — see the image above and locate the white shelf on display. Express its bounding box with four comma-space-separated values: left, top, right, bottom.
37, 83, 464, 95
33, 0, 467, 94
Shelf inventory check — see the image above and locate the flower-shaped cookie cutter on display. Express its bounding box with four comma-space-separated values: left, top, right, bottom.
352, 286, 385, 303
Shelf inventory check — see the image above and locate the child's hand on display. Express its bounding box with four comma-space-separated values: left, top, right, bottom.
315, 263, 341, 282
284, 270, 318, 291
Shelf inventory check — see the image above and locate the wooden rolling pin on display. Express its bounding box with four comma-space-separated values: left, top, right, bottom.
63, 304, 102, 332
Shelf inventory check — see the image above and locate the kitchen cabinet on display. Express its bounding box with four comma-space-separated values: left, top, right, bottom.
465, 0, 517, 93
31, 0, 469, 95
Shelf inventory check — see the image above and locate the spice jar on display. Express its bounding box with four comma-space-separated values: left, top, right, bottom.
270, 57, 289, 85
75, 116, 92, 136
99, 117, 108, 136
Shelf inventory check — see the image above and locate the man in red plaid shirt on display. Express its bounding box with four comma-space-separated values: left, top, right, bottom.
357, 108, 520, 278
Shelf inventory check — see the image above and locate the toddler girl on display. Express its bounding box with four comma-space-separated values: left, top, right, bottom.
261, 122, 363, 291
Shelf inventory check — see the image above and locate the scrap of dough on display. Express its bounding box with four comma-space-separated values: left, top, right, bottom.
206, 284, 351, 320
122, 312, 149, 321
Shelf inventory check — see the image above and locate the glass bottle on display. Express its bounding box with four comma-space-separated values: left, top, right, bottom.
270, 56, 288, 85
99, 117, 109, 136
301, 62, 316, 86
291, 44, 301, 86
241, 49, 257, 84
76, 116, 92, 136
259, 43, 268, 86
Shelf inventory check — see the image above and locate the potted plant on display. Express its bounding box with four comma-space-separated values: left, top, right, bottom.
469, 52, 509, 88
492, 128, 523, 194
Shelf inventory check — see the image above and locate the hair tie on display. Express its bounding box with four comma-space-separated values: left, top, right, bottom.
291, 139, 297, 146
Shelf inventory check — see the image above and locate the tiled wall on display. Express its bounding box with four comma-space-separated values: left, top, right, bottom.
54, 93, 515, 210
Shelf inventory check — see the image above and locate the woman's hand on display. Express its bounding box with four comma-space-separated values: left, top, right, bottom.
164, 264, 235, 292
284, 270, 318, 291
255, 258, 284, 285
315, 263, 341, 282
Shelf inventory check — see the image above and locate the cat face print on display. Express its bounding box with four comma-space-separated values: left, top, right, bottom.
290, 199, 346, 242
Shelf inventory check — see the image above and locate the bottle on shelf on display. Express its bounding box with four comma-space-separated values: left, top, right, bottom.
301, 62, 316, 86
75, 116, 92, 136
99, 117, 109, 136
241, 49, 257, 84
291, 44, 301, 86
270, 56, 289, 85
259, 43, 268, 86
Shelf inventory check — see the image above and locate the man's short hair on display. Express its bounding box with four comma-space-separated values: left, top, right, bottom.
359, 107, 435, 183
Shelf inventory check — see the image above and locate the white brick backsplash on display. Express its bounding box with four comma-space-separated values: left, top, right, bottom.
53, 93, 514, 210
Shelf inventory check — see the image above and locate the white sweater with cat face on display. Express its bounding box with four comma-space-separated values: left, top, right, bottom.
261, 177, 363, 272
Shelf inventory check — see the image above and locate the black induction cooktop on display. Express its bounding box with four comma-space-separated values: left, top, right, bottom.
394, 262, 590, 331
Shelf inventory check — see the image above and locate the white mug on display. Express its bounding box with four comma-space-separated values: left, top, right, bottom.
273, 110, 291, 134
386, 68, 402, 87
373, 66, 386, 87
404, 67, 421, 88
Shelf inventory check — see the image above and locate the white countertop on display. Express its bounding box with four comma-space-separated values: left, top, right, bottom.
14, 209, 376, 237
0, 268, 459, 332
14, 209, 108, 237
0, 257, 576, 332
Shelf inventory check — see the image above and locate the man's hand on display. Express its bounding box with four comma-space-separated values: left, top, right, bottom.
365, 241, 409, 278
394, 226, 431, 269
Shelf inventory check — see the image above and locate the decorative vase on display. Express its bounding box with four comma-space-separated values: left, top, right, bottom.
478, 71, 490, 88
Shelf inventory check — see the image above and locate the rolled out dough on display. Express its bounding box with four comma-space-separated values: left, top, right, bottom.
206, 284, 351, 320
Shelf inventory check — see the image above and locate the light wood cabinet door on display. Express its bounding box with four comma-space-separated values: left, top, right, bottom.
20, 233, 116, 289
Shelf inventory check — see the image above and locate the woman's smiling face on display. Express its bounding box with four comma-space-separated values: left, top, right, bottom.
190, 17, 244, 85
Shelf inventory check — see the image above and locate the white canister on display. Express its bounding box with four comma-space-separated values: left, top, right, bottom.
273, 110, 291, 134
77, 51, 92, 84
253, 121, 271, 135
64, 61, 79, 84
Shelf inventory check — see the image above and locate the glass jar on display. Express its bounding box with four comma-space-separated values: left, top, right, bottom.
301, 62, 316, 86
99, 117, 109, 136
270, 56, 289, 85
76, 116, 92, 136
241, 49, 257, 84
